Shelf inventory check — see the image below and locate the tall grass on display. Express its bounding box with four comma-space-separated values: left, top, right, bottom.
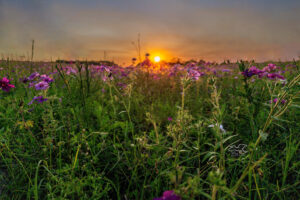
0, 59, 299, 199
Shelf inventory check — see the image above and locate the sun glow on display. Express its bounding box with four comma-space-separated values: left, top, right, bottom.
154, 56, 161, 62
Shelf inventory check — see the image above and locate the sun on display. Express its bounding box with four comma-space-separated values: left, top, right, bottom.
154, 56, 161, 62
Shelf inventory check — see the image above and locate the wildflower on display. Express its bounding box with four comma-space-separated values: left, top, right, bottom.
28, 72, 40, 81
35, 81, 49, 90
269, 98, 286, 104
153, 190, 181, 200
258, 71, 268, 78
0, 77, 15, 92
281, 99, 287, 104
263, 63, 277, 72
40, 74, 53, 83
266, 73, 285, 80
188, 69, 204, 80
242, 66, 262, 78
29, 82, 36, 88
167, 117, 173, 121
28, 96, 48, 105
65, 67, 77, 75
242, 69, 254, 77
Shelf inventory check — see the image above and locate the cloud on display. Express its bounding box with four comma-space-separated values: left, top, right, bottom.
0, 0, 299, 62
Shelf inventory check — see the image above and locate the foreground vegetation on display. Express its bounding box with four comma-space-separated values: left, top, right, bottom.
0, 59, 299, 199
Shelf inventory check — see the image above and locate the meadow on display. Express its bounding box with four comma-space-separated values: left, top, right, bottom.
0, 58, 299, 199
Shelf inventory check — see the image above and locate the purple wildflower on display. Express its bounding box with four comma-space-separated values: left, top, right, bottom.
188, 69, 204, 80
167, 117, 173, 121
281, 99, 287, 104
28, 72, 40, 81
0, 77, 15, 92
40, 74, 53, 83
65, 66, 77, 75
258, 71, 268, 78
269, 98, 287, 104
29, 82, 36, 88
153, 190, 181, 200
266, 73, 285, 80
263, 63, 277, 72
35, 81, 49, 90
242, 69, 254, 77
28, 96, 48, 105
242, 66, 263, 78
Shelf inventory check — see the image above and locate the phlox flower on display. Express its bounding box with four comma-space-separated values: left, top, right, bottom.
263, 63, 277, 72
0, 77, 15, 92
40, 74, 53, 83
35, 81, 49, 90
28, 72, 40, 81
242, 66, 262, 78
266, 73, 285, 80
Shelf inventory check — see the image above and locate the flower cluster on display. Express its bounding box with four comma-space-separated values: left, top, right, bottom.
242, 64, 285, 80
0, 77, 15, 92
242, 66, 263, 77
263, 63, 277, 72
64, 66, 77, 75
25, 72, 53, 90
188, 69, 205, 80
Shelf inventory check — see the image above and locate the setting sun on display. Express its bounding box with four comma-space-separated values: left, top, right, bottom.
154, 56, 161, 62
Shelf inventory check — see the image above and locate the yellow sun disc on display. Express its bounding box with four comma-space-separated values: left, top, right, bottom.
154, 56, 161, 62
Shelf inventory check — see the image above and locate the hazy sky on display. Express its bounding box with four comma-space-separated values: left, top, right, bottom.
0, 0, 299, 63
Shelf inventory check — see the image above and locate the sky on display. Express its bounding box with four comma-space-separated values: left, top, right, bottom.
0, 0, 299, 64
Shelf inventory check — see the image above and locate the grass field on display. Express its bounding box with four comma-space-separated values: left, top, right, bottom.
0, 59, 299, 199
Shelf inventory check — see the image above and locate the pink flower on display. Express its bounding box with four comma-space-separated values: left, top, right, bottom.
35, 81, 49, 90
28, 72, 40, 81
0, 77, 15, 92
263, 63, 277, 72
267, 73, 285, 80
40, 74, 53, 83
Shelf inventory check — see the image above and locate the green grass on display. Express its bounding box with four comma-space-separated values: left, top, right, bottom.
0, 60, 299, 199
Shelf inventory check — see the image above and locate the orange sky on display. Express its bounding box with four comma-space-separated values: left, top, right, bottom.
0, 0, 299, 64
